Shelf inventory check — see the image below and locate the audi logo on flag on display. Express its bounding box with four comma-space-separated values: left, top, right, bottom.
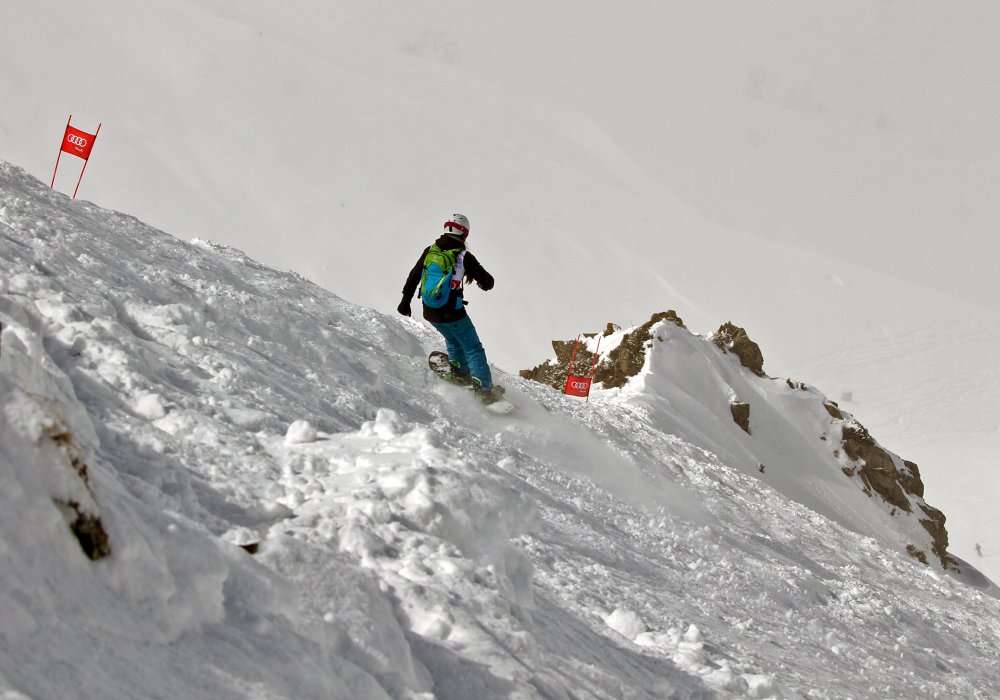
564, 374, 593, 397
52, 116, 101, 199
59, 124, 98, 161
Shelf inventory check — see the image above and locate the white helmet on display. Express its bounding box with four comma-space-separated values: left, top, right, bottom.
443, 213, 470, 238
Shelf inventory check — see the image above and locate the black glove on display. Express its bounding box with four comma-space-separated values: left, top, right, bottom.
397, 298, 411, 317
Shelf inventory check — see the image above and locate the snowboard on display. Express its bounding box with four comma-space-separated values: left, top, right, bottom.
428, 351, 515, 415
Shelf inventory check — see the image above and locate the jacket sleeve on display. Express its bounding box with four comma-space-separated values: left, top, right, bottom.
462, 252, 494, 291
401, 248, 429, 299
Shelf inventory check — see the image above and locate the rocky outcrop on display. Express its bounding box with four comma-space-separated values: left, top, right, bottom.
823, 401, 844, 420
519, 311, 685, 390
841, 422, 912, 512
900, 459, 925, 499
712, 322, 765, 377
709, 325, 950, 567
594, 311, 685, 389
839, 419, 955, 569
521, 310, 959, 571
730, 401, 751, 434
518, 336, 597, 390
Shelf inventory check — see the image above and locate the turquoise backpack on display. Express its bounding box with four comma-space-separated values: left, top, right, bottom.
420, 245, 463, 309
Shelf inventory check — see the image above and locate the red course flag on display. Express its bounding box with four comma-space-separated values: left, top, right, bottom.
563, 334, 602, 399
51, 115, 102, 199
61, 124, 97, 160
564, 375, 593, 398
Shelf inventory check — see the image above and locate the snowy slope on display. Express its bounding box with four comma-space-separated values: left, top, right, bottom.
6, 0, 1000, 590
4, 163, 1000, 699
789, 322, 1000, 589
545, 319, 957, 572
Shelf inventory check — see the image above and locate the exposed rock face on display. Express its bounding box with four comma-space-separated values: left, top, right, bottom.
712, 322, 765, 377
518, 337, 597, 390
823, 402, 844, 420
39, 404, 111, 561
839, 419, 955, 570
906, 545, 929, 565
900, 459, 925, 499
841, 422, 912, 512
918, 504, 952, 567
594, 311, 685, 389
54, 502, 110, 561
730, 401, 751, 434
519, 311, 685, 390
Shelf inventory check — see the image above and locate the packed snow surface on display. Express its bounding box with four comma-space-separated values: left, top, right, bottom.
3, 163, 1000, 699
5, 0, 1000, 586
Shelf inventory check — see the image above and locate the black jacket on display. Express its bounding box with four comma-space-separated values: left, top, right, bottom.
402, 234, 494, 323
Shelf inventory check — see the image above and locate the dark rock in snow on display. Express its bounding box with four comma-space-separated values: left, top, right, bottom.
841, 422, 912, 512
712, 322, 765, 377
39, 402, 112, 561
823, 401, 844, 420
594, 311, 685, 389
838, 419, 955, 570
519, 310, 685, 390
730, 401, 751, 434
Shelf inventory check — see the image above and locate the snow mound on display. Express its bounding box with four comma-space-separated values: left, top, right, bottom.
284, 419, 318, 444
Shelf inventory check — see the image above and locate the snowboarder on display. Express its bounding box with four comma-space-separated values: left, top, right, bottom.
976, 542, 983, 557
398, 214, 503, 403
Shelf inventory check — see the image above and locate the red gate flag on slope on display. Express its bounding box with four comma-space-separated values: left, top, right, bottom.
61, 124, 97, 160
564, 375, 593, 398
563, 334, 602, 399
51, 115, 102, 199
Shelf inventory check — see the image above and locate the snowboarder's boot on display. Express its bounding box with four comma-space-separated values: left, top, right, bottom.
447, 359, 473, 386
471, 377, 506, 405
429, 351, 472, 386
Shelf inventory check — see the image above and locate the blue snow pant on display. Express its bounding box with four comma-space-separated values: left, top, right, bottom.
430, 315, 492, 389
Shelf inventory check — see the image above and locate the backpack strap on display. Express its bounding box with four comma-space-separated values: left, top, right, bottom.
451, 250, 467, 289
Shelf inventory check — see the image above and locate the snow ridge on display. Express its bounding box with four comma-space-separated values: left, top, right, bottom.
3, 162, 1000, 699
540, 315, 964, 574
